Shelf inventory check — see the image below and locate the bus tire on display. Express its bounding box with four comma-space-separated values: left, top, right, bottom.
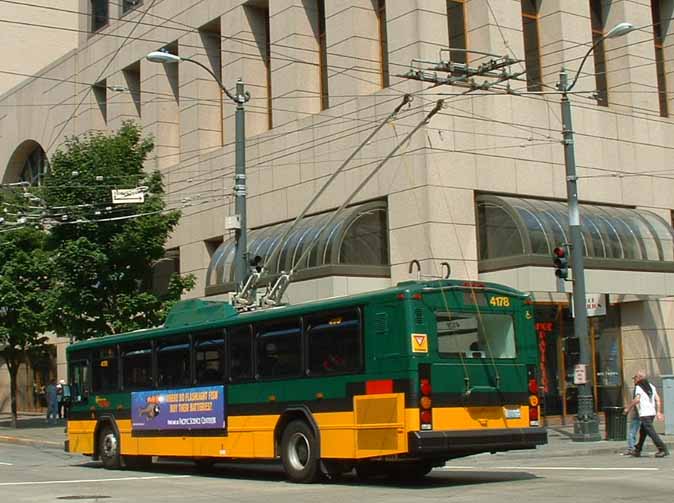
280, 420, 320, 483
99, 425, 121, 469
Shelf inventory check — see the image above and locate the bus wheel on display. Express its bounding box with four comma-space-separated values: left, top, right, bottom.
280, 420, 319, 483
99, 426, 121, 469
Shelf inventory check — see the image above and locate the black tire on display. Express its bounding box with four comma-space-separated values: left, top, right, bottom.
387, 462, 433, 482
355, 461, 386, 480
98, 425, 121, 469
280, 420, 320, 483
123, 455, 152, 470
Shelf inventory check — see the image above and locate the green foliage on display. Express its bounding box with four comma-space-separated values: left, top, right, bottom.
0, 194, 51, 424
43, 122, 194, 340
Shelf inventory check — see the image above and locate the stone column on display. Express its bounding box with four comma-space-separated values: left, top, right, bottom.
178, 31, 223, 163
141, 58, 180, 171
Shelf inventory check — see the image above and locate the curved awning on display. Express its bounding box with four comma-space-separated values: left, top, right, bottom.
477, 195, 674, 272
206, 201, 389, 295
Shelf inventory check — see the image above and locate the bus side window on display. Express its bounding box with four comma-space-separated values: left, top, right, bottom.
255, 319, 302, 379
69, 352, 90, 403
307, 309, 362, 375
157, 336, 191, 388
121, 343, 153, 390
194, 330, 225, 384
229, 325, 253, 381
92, 347, 118, 393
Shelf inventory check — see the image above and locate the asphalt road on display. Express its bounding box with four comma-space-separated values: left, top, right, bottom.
0, 442, 672, 503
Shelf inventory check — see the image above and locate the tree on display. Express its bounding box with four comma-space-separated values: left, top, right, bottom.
43, 122, 194, 340
0, 189, 51, 427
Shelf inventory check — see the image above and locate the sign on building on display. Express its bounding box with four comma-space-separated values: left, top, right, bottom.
571, 293, 607, 318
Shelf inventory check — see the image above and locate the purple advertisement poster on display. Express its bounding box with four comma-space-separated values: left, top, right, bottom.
131, 385, 226, 432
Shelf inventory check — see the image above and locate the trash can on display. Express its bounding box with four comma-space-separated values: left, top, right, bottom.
604, 406, 627, 441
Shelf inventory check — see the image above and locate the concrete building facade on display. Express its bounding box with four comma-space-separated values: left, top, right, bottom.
1, 0, 674, 421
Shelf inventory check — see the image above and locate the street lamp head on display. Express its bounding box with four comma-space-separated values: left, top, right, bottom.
146, 51, 181, 64
606, 22, 635, 39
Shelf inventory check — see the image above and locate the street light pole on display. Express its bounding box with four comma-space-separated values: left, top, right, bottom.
146, 51, 251, 289
556, 22, 634, 441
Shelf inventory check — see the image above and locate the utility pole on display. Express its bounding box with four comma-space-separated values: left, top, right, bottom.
232, 79, 248, 287
146, 51, 251, 292
559, 69, 600, 441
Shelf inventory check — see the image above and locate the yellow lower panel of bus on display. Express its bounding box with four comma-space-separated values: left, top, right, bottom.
68, 393, 408, 461
431, 405, 530, 430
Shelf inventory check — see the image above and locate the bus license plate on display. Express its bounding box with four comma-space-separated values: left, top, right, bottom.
504, 407, 521, 419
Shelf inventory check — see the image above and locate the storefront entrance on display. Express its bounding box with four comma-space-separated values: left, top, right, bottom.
534, 304, 622, 423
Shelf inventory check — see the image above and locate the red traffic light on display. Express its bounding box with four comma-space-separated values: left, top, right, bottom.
553, 247, 566, 257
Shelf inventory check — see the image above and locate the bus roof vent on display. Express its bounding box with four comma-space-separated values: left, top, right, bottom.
415, 308, 424, 326
164, 299, 238, 329
375, 312, 388, 336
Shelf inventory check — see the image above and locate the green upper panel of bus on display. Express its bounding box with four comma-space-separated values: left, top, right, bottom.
66, 279, 527, 351
163, 299, 238, 328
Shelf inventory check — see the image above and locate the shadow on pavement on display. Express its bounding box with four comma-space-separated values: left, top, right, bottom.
0, 416, 66, 429
72, 458, 538, 488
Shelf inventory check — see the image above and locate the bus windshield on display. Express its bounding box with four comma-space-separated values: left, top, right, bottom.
436, 311, 516, 359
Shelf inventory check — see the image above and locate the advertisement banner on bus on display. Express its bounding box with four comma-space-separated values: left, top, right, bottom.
131, 385, 226, 432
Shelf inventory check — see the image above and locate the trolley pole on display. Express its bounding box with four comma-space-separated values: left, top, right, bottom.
559, 69, 600, 441
232, 79, 248, 287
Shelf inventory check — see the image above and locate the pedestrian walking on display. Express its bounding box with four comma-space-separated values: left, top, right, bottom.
45, 380, 58, 424
622, 375, 641, 456
626, 370, 669, 458
60, 379, 72, 419
56, 380, 64, 419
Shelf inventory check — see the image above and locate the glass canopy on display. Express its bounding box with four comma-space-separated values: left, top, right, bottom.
206, 201, 389, 294
477, 195, 674, 270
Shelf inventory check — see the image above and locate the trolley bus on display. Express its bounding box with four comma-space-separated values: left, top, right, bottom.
65, 279, 547, 482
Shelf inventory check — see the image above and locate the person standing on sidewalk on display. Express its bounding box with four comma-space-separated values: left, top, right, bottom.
627, 370, 669, 458
622, 375, 641, 456
45, 380, 58, 424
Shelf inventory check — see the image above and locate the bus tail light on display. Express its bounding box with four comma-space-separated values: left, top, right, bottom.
527, 365, 540, 427
419, 364, 433, 431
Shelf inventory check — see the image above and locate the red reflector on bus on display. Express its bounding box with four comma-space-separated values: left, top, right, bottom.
420, 378, 432, 396
529, 405, 539, 421
366, 380, 393, 394
397, 293, 406, 300
528, 378, 538, 395
420, 410, 432, 424
412, 293, 422, 300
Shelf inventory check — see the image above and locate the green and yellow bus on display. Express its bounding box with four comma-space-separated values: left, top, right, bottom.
65, 279, 546, 482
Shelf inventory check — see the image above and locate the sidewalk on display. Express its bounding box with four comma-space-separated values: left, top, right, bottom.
0, 412, 66, 449
0, 412, 672, 457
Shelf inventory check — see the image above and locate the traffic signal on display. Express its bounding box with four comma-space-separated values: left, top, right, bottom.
249, 255, 263, 273
553, 246, 568, 280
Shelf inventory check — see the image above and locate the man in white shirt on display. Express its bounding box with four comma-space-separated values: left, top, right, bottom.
625, 370, 668, 458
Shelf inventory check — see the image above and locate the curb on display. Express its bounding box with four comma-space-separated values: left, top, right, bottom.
0, 434, 63, 449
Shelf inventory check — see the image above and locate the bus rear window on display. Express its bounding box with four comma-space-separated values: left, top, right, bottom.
436, 311, 516, 359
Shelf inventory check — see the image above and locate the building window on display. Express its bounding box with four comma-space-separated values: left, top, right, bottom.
376, 0, 390, 88
521, 0, 542, 92
447, 0, 467, 65
652, 0, 669, 117
317, 0, 329, 110
91, 0, 109, 32
123, 62, 141, 117
590, 0, 609, 106
92, 80, 107, 124
20, 144, 48, 186
122, 0, 142, 15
